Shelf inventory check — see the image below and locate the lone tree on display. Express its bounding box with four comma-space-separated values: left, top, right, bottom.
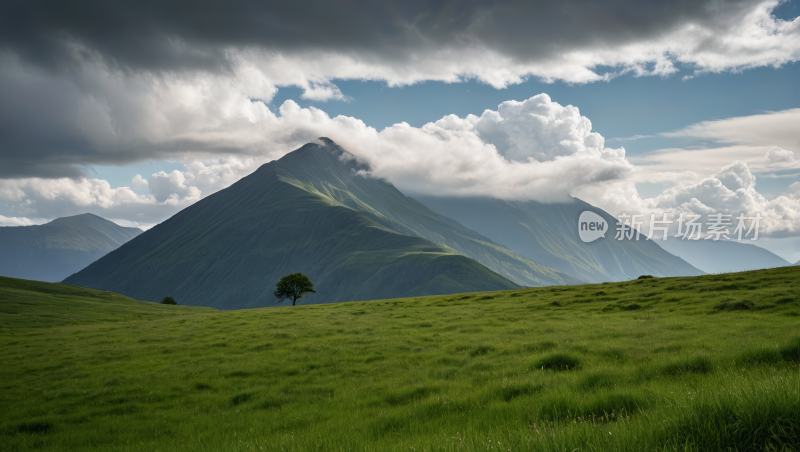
160, 296, 177, 305
274, 273, 316, 306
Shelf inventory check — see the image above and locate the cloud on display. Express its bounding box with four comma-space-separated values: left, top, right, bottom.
662, 108, 800, 151
0, 177, 194, 229
0, 153, 276, 228
0, 94, 631, 224
148, 171, 200, 203
629, 108, 800, 180
4, 91, 800, 238
569, 157, 800, 239
643, 161, 800, 237
345, 94, 632, 201
765, 146, 796, 165
131, 174, 148, 189
0, 215, 40, 227
563, 101, 800, 239
2, 0, 798, 84
1, 1, 799, 178
471, 97, 607, 162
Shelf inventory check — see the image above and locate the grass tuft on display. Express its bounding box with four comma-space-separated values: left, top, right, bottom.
230, 393, 253, 406
661, 356, 714, 376
578, 371, 618, 390
737, 348, 782, 366
499, 383, 543, 401
536, 353, 582, 371
780, 339, 800, 362
14, 421, 52, 435
469, 344, 495, 356
384, 387, 438, 406
714, 300, 754, 311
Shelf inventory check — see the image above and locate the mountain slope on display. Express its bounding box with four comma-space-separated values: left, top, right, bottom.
272, 140, 581, 288
65, 139, 580, 309
655, 239, 790, 274
415, 196, 703, 283
0, 214, 142, 282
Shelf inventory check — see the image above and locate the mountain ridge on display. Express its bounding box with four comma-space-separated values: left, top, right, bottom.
655, 238, 790, 274
0, 213, 142, 282
65, 139, 582, 309
414, 195, 704, 283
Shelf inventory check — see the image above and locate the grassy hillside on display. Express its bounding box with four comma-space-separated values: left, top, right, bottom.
0, 214, 142, 283
64, 139, 577, 309
273, 139, 581, 288
2, 268, 800, 451
0, 276, 213, 328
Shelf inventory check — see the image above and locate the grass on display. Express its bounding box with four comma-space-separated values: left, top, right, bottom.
1, 266, 799, 451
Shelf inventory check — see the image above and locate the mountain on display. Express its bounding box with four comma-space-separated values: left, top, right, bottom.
0, 214, 142, 282
655, 239, 790, 274
414, 196, 703, 283
64, 139, 581, 309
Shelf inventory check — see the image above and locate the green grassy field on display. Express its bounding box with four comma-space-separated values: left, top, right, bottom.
1, 268, 799, 451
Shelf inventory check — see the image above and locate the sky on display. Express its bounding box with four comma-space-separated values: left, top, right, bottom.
1, 0, 800, 259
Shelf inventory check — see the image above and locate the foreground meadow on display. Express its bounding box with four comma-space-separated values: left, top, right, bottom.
1, 269, 799, 451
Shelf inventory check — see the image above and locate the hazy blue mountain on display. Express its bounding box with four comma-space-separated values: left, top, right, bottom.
0, 214, 142, 282
65, 139, 580, 309
655, 239, 790, 274
414, 196, 703, 283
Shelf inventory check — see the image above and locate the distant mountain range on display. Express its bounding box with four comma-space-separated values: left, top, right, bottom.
414, 196, 703, 283
0, 214, 142, 282
65, 139, 585, 309
655, 239, 790, 274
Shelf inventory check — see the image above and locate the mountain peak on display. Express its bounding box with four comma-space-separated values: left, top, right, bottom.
48, 213, 103, 224
64, 140, 583, 309
0, 213, 142, 282
267, 137, 368, 177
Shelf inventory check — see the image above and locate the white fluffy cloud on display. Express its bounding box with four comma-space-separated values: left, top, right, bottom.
0, 94, 632, 226
2, 93, 800, 239
0, 177, 192, 228
0, 215, 39, 227
640, 161, 800, 237
148, 171, 200, 203
765, 146, 796, 165
345, 95, 632, 201
131, 174, 148, 189
625, 108, 800, 182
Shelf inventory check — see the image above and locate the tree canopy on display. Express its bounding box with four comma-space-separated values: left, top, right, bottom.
274, 273, 316, 306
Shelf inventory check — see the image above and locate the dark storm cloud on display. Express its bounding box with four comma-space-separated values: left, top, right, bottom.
0, 0, 789, 180
0, 0, 757, 72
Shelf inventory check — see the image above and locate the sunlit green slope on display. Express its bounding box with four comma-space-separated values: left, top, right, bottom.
64, 139, 575, 309
416, 196, 704, 283
2, 266, 800, 451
